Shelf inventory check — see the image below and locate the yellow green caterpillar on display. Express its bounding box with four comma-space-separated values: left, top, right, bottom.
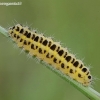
8, 24, 92, 86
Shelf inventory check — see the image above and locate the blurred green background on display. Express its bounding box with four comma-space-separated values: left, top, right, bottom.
0, 0, 100, 100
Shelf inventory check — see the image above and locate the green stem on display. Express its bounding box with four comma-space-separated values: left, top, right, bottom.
0, 26, 8, 37
0, 26, 100, 100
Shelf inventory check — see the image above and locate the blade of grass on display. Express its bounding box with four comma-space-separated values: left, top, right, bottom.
0, 26, 8, 37
0, 26, 100, 100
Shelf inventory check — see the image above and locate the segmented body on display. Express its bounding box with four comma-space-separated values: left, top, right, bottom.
8, 24, 92, 86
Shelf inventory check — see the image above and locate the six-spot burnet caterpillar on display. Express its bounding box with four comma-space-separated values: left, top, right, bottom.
8, 24, 92, 86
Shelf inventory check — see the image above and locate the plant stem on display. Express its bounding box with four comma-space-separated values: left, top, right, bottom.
0, 26, 8, 37
0, 26, 100, 100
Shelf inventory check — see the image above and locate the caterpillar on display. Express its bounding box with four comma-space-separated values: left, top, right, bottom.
8, 24, 92, 86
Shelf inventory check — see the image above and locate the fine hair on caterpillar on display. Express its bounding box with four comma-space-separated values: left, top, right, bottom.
8, 24, 92, 86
